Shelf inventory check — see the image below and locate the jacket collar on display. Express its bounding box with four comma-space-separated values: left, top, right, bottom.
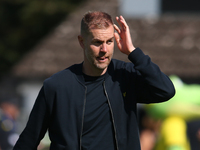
69, 60, 114, 85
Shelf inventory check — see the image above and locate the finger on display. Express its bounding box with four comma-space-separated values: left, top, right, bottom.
114, 24, 123, 41
119, 16, 127, 25
114, 32, 122, 50
118, 16, 128, 31
114, 24, 121, 34
119, 16, 126, 23
115, 16, 124, 30
114, 32, 120, 43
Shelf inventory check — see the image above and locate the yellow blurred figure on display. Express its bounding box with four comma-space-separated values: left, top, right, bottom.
155, 116, 190, 150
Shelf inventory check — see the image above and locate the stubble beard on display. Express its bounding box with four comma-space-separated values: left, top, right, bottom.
93, 51, 113, 71
95, 60, 109, 70
86, 52, 113, 73
83, 45, 114, 75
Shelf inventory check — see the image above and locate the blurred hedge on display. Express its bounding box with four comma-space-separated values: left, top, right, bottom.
0, 0, 85, 76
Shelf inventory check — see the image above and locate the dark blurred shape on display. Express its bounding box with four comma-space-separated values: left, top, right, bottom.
0, 0, 86, 76
162, 0, 200, 13
187, 120, 200, 150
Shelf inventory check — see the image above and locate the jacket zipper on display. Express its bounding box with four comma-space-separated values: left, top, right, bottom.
103, 81, 119, 150
80, 86, 87, 150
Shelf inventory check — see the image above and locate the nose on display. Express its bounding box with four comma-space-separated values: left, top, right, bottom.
100, 43, 107, 52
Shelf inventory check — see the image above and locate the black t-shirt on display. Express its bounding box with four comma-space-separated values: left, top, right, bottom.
81, 73, 116, 150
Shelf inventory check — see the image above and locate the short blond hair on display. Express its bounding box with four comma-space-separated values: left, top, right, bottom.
80, 11, 113, 36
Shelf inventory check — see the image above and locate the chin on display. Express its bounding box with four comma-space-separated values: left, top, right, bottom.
95, 63, 109, 70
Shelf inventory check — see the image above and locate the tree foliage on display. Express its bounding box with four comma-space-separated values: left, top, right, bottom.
0, 0, 85, 75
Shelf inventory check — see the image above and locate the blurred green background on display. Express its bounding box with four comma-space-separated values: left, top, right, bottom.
0, 0, 86, 76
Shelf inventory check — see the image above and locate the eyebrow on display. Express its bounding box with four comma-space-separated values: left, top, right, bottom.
92, 36, 114, 42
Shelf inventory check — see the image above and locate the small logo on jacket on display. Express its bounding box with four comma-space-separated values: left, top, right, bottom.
123, 92, 126, 97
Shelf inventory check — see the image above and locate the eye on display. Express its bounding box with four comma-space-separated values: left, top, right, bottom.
93, 40, 102, 46
96, 41, 102, 44
107, 39, 113, 45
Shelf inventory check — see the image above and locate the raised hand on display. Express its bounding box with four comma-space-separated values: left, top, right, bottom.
114, 16, 135, 55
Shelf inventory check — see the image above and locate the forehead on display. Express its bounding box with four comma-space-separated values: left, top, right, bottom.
88, 25, 114, 40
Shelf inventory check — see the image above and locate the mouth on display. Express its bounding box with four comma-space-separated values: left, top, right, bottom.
97, 56, 108, 63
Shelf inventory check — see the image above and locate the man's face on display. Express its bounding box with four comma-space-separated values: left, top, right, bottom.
79, 25, 115, 75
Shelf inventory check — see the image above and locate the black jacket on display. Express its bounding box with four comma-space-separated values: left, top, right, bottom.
14, 48, 175, 150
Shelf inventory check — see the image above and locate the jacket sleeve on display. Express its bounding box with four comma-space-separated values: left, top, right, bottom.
13, 86, 50, 150
128, 47, 175, 103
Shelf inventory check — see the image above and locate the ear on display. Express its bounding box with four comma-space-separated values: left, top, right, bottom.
78, 35, 84, 49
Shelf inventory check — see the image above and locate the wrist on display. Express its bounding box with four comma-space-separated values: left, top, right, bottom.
127, 47, 136, 55
128, 47, 144, 64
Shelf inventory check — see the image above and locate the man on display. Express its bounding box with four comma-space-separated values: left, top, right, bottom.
13, 11, 175, 150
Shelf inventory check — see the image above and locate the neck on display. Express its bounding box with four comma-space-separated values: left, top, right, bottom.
82, 63, 107, 76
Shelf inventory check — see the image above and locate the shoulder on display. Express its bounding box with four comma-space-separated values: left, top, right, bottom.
43, 63, 82, 88
110, 59, 135, 72
106, 59, 137, 83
